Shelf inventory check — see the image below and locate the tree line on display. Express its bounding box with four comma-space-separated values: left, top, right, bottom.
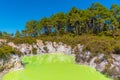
1, 3, 120, 37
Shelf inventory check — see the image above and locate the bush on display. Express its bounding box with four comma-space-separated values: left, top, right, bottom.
0, 45, 17, 58
9, 37, 36, 44
113, 43, 120, 54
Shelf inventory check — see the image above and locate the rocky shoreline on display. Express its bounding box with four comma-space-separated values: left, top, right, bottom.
0, 39, 120, 79
0, 72, 6, 80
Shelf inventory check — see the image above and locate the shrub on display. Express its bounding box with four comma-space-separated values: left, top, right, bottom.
113, 43, 120, 54
0, 45, 17, 58
9, 37, 36, 44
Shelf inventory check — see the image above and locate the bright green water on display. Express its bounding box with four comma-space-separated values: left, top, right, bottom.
3, 53, 110, 80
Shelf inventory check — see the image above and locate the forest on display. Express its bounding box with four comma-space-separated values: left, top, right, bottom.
1, 3, 120, 37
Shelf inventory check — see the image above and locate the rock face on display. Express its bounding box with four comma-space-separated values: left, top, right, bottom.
0, 55, 23, 72
0, 55, 23, 80
1, 39, 120, 79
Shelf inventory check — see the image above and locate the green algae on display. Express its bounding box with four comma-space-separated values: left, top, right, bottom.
3, 53, 110, 80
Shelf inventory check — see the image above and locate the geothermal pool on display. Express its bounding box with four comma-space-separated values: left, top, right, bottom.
3, 53, 110, 80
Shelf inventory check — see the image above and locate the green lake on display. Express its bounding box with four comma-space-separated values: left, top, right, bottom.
3, 53, 110, 80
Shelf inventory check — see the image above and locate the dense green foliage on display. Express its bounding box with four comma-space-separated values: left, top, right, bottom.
8, 37, 36, 44
0, 45, 17, 58
15, 30, 21, 37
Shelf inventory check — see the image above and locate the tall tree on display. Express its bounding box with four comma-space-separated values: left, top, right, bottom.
2, 32, 11, 37
36, 20, 43, 36
50, 12, 66, 35
67, 7, 81, 35
0, 31, 2, 37
22, 30, 27, 37
15, 30, 21, 37
26, 20, 37, 37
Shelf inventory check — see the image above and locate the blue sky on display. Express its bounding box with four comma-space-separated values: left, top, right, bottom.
0, 0, 120, 33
